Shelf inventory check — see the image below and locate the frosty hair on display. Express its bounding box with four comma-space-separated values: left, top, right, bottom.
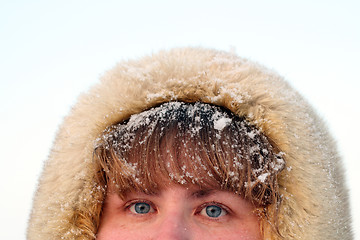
94, 102, 285, 234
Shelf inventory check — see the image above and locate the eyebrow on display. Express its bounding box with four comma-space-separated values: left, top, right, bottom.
190, 189, 215, 199
119, 187, 217, 199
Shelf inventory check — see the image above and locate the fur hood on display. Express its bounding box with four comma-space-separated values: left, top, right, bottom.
28, 48, 352, 239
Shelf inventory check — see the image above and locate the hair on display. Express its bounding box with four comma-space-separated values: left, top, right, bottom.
93, 101, 285, 236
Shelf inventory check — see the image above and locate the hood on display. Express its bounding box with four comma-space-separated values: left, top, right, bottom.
27, 48, 352, 239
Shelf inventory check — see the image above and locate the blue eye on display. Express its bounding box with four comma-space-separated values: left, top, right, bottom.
129, 202, 153, 214
206, 205, 222, 218
200, 204, 226, 218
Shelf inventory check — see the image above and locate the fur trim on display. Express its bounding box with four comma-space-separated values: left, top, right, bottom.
28, 48, 352, 239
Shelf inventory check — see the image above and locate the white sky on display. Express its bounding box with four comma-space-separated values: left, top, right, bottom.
0, 0, 359, 239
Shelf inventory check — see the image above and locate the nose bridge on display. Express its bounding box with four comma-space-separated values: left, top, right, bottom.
156, 208, 191, 240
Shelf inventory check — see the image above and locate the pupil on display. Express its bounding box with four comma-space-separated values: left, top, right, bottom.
135, 203, 150, 214
206, 205, 222, 218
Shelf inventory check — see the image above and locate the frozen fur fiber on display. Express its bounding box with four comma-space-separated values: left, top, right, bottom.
28, 48, 352, 239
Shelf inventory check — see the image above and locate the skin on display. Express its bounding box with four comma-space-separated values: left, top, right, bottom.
97, 184, 262, 240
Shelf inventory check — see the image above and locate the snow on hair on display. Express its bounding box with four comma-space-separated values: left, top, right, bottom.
94, 102, 285, 209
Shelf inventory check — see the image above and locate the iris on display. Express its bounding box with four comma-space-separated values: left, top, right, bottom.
134, 202, 151, 214
206, 205, 222, 218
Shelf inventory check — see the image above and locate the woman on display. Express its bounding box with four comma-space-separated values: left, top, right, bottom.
27, 48, 352, 239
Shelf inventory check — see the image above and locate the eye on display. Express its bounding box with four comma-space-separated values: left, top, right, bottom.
129, 202, 155, 214
200, 204, 227, 218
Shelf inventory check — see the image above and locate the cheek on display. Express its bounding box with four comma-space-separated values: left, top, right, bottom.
229, 216, 262, 240
96, 201, 159, 240
96, 203, 137, 240
97, 219, 156, 240
220, 223, 261, 240
96, 215, 261, 240
192, 215, 261, 240
197, 227, 261, 240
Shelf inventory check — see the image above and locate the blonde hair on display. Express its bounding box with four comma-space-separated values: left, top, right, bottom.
94, 102, 285, 236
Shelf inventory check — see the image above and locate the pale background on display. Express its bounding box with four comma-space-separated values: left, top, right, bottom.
0, 0, 359, 239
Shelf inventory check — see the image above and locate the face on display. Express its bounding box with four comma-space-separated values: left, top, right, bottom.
97, 184, 262, 240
